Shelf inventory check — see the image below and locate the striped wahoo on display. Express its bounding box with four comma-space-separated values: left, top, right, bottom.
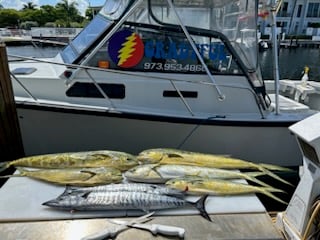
43, 191, 211, 221
62, 183, 184, 197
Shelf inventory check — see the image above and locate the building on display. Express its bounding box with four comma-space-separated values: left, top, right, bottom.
259, 0, 320, 36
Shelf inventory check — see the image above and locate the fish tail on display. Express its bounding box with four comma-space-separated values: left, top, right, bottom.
0, 168, 25, 178
257, 165, 294, 187
259, 188, 288, 205
0, 161, 10, 173
246, 172, 265, 178
192, 195, 212, 222
259, 163, 294, 172
245, 172, 272, 187
264, 186, 286, 194
0, 174, 24, 178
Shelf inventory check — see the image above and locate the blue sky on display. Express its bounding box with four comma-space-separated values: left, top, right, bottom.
0, 0, 105, 15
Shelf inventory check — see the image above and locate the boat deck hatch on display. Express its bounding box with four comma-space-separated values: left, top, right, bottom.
12, 67, 37, 75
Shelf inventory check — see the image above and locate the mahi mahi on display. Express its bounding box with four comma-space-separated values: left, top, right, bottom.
137, 148, 293, 186
0, 150, 138, 172
0, 167, 123, 186
166, 177, 287, 205
124, 163, 270, 186
43, 191, 211, 221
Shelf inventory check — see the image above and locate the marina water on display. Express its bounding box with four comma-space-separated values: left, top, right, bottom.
260, 47, 320, 81
7, 45, 320, 81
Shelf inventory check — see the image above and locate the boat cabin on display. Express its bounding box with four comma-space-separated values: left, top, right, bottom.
59, 0, 268, 117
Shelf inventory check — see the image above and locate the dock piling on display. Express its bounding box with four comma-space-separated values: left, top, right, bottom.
0, 43, 25, 167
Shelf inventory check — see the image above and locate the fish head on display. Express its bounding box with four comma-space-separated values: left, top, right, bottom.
165, 179, 189, 191
120, 154, 139, 168
124, 164, 161, 182
137, 149, 167, 163
42, 194, 84, 210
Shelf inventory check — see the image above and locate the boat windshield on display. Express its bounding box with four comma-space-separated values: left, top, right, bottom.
61, 0, 133, 64
146, 0, 258, 71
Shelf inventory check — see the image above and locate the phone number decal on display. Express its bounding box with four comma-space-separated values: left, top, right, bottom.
144, 63, 205, 72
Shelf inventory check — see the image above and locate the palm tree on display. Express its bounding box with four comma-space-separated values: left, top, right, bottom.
22, 2, 37, 10
55, 0, 79, 27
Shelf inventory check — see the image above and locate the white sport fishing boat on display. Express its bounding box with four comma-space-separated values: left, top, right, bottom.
8, 0, 316, 166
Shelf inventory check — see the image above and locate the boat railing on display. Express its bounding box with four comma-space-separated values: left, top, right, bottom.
8, 54, 265, 119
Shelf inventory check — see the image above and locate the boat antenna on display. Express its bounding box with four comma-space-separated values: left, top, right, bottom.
270, 0, 283, 115
166, 0, 225, 101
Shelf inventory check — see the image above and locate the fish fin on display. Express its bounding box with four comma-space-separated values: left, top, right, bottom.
150, 164, 164, 179
60, 185, 79, 196
80, 191, 92, 199
0, 161, 10, 173
167, 153, 184, 158
80, 170, 97, 180
91, 153, 111, 159
256, 165, 294, 187
192, 195, 212, 222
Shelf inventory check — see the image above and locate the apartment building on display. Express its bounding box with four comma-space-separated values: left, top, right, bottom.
259, 0, 320, 35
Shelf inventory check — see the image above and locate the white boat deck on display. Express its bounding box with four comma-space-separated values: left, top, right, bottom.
0, 176, 283, 239
0, 175, 266, 221
268, 93, 310, 112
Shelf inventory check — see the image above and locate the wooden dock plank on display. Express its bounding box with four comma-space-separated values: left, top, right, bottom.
0, 213, 283, 240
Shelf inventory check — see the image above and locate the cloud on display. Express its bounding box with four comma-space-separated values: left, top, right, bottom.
0, 0, 39, 10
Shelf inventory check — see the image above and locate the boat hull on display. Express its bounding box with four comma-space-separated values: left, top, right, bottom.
16, 102, 304, 167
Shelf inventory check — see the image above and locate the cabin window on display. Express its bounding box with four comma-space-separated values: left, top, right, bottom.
95, 25, 243, 75
61, 15, 113, 64
66, 82, 125, 99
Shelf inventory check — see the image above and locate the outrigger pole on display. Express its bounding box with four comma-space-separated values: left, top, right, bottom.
270, 0, 283, 115
166, 0, 225, 101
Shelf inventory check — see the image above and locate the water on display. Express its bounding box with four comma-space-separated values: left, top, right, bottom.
7, 45, 62, 58
259, 47, 320, 81
7, 45, 320, 81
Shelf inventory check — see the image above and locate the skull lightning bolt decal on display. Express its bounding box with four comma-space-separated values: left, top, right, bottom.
108, 30, 144, 68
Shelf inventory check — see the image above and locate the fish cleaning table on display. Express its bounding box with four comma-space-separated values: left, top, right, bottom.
0, 177, 284, 239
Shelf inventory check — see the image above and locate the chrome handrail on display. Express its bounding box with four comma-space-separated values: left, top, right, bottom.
8, 53, 265, 118
166, 0, 225, 101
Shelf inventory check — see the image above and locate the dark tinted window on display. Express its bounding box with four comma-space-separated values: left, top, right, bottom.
66, 82, 125, 99
163, 90, 198, 98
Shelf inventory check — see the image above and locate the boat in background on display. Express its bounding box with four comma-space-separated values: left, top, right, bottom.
8, 0, 317, 167
0, 28, 32, 45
